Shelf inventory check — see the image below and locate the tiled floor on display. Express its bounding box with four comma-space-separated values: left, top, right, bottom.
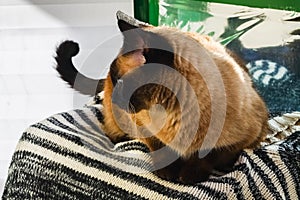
0, 0, 132, 194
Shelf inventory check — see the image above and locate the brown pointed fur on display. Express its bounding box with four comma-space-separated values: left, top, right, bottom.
42, 17, 263, 185
98, 25, 269, 184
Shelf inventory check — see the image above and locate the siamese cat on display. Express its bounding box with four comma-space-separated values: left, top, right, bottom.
55, 11, 268, 184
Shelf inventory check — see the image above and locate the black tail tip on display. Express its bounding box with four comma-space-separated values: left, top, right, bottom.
56, 40, 79, 58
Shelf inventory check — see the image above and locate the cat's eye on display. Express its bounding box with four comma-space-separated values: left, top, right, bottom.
143, 48, 149, 54
142, 48, 150, 63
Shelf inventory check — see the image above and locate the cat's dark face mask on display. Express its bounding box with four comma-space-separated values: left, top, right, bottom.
110, 11, 175, 114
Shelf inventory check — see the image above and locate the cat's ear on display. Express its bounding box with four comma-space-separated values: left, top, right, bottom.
116, 10, 151, 32
118, 19, 139, 32
116, 11, 151, 56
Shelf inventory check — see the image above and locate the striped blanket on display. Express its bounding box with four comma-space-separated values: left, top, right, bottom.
2, 102, 300, 199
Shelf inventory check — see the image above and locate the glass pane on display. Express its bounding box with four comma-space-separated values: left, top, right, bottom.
159, 0, 300, 115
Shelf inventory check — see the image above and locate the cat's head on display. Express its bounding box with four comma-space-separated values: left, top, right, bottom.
107, 11, 204, 116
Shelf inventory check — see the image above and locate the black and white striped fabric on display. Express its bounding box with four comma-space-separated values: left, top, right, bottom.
2, 103, 300, 199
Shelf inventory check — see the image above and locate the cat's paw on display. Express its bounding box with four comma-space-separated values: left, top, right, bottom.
178, 165, 210, 184
178, 156, 213, 184
153, 159, 182, 182
154, 168, 179, 182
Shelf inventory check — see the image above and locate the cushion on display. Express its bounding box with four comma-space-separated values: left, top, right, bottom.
2, 102, 300, 199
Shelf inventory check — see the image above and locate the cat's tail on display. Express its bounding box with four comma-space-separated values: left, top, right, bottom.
55, 40, 104, 96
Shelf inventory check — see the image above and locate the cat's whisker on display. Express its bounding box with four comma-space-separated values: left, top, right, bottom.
128, 102, 141, 137
129, 102, 136, 113
128, 103, 137, 122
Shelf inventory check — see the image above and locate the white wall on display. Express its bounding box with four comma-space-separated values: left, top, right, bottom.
0, 0, 133, 194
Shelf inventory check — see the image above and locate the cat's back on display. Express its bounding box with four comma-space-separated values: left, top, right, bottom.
172, 30, 268, 149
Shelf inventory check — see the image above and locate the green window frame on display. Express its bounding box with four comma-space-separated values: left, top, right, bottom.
134, 0, 300, 25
